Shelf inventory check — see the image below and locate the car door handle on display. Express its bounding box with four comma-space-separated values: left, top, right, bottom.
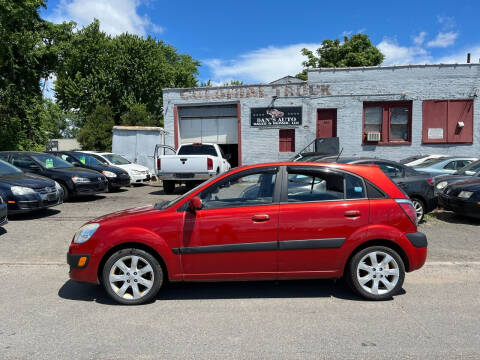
252, 214, 270, 222
344, 210, 361, 218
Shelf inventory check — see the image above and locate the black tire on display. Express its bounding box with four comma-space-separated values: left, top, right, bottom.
346, 246, 405, 301
163, 180, 175, 194
411, 197, 425, 223
102, 248, 163, 305
59, 183, 69, 201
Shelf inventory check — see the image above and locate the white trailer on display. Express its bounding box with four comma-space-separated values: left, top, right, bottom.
112, 126, 166, 174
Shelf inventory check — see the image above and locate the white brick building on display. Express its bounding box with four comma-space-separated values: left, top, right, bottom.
162, 64, 480, 167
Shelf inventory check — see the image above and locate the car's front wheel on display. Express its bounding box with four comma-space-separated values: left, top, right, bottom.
347, 246, 405, 300
102, 248, 163, 305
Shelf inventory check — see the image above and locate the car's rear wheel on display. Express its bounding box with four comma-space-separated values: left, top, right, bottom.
347, 246, 405, 300
163, 180, 175, 194
102, 248, 163, 305
411, 198, 425, 223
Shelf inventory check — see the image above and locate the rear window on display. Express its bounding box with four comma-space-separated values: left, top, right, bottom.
178, 145, 217, 157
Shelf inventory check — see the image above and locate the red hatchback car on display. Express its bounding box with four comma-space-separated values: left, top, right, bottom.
67, 162, 427, 304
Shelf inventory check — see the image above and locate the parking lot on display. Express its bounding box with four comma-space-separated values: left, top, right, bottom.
1, 183, 480, 359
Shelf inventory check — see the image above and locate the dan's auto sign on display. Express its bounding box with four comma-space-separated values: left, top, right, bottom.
251, 107, 302, 127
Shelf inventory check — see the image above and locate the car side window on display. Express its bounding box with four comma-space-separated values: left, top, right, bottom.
455, 160, 472, 169
287, 169, 344, 202
376, 162, 404, 178
443, 161, 457, 170
10, 155, 37, 169
345, 174, 366, 199
200, 169, 277, 209
0, 154, 9, 161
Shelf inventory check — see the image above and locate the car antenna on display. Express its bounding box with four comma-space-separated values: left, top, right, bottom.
335, 147, 343, 162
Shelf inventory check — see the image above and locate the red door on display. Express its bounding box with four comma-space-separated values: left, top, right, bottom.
317, 109, 337, 138
179, 168, 280, 280
277, 167, 369, 276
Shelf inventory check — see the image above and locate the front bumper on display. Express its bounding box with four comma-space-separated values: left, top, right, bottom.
157, 172, 215, 181
67, 253, 90, 270
73, 180, 108, 196
108, 174, 131, 187
0, 203, 7, 226
7, 191, 63, 214
130, 172, 151, 183
438, 193, 480, 219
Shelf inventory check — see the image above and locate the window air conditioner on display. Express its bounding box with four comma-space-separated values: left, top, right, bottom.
366, 132, 381, 142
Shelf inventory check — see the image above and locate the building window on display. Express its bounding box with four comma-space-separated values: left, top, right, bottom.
279, 129, 295, 152
363, 101, 412, 145
422, 100, 473, 144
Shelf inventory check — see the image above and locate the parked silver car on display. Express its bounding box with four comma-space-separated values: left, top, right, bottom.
413, 157, 478, 176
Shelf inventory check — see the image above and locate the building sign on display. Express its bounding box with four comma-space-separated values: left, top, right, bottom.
251, 107, 302, 127
179, 84, 332, 100
428, 128, 444, 140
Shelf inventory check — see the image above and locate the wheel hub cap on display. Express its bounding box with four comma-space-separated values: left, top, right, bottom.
356, 251, 400, 296
108, 255, 154, 300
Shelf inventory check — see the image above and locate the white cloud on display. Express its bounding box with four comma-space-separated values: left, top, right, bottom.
377, 38, 430, 65
413, 31, 427, 46
49, 0, 163, 36
204, 43, 322, 83
437, 15, 456, 30
435, 45, 480, 64
426, 32, 459, 48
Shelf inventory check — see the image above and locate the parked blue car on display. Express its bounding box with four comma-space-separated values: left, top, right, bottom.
413, 157, 478, 177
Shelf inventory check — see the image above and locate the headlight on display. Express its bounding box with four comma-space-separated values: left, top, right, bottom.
436, 181, 448, 190
11, 186, 36, 195
102, 170, 117, 178
458, 191, 474, 199
73, 223, 100, 244
72, 176, 90, 183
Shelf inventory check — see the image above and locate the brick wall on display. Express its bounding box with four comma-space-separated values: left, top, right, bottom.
163, 64, 480, 165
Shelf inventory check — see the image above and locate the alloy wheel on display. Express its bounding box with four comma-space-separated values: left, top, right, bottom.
356, 251, 400, 295
412, 199, 424, 223
108, 255, 154, 300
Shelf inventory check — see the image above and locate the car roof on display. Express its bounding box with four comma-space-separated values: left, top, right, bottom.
0, 151, 46, 156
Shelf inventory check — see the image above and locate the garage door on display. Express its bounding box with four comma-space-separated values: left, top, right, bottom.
180, 117, 238, 144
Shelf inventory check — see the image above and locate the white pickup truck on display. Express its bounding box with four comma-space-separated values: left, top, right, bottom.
155, 143, 231, 194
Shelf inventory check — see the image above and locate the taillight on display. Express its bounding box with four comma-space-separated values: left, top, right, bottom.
426, 177, 433, 185
395, 199, 417, 225
207, 157, 213, 170
157, 158, 161, 170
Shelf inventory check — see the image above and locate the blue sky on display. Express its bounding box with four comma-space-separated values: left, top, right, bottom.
42, 0, 480, 85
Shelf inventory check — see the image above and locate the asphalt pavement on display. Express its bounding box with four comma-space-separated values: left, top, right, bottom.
0, 182, 479, 359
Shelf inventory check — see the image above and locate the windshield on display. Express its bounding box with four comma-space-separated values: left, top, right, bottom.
103, 154, 131, 165
74, 153, 103, 166
456, 160, 480, 176
157, 170, 231, 209
178, 145, 217, 157
0, 159, 23, 175
414, 158, 446, 168
31, 154, 73, 169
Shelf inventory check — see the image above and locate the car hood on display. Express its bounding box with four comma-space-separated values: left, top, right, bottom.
84, 164, 128, 175
115, 163, 150, 173
434, 174, 472, 184
48, 167, 104, 179
447, 179, 480, 192
91, 205, 158, 224
0, 173, 54, 188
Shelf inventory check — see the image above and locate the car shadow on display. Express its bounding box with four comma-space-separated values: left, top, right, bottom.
68, 195, 106, 203
109, 188, 128, 193
0, 227, 6, 235
8, 208, 61, 220
428, 209, 480, 225
58, 279, 405, 305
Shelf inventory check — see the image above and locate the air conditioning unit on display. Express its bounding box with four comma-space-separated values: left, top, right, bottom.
366, 132, 381, 142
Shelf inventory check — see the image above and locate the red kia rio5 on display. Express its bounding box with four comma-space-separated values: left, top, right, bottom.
67, 162, 427, 304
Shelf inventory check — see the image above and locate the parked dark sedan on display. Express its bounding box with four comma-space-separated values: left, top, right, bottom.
49, 151, 131, 191
434, 160, 480, 193
320, 157, 436, 222
0, 152, 108, 200
438, 179, 480, 219
0, 194, 7, 226
0, 159, 63, 214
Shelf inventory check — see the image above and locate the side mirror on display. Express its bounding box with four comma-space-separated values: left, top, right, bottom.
188, 196, 203, 211
28, 164, 41, 171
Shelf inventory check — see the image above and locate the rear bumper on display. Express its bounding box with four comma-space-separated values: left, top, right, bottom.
157, 172, 215, 181
404, 232, 428, 271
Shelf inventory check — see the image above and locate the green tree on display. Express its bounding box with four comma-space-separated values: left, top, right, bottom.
0, 0, 73, 150
55, 20, 200, 126
296, 33, 384, 80
121, 102, 158, 127
77, 104, 114, 151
